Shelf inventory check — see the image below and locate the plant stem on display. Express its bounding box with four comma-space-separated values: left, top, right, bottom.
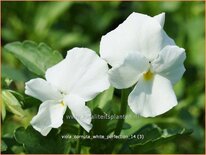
114, 89, 128, 135
75, 126, 83, 154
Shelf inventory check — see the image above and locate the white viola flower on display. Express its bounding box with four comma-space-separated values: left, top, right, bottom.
25, 48, 110, 136
100, 12, 186, 117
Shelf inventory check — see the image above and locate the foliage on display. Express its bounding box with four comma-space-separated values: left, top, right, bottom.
1, 1, 205, 154
14, 126, 70, 154
120, 124, 192, 153
4, 41, 63, 76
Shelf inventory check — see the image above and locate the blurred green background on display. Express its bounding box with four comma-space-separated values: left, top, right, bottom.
1, 1, 205, 154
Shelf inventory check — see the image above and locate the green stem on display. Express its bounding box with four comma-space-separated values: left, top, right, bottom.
114, 89, 128, 135
75, 126, 83, 154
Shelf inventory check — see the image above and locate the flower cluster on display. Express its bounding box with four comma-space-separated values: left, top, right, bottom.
100, 12, 186, 117
25, 12, 186, 136
25, 48, 110, 136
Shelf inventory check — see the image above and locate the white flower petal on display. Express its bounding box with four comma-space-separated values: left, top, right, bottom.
64, 94, 92, 132
152, 45, 186, 84
153, 13, 175, 46
31, 100, 67, 136
128, 74, 177, 117
46, 47, 110, 101
25, 78, 62, 102
162, 31, 176, 46
100, 12, 173, 66
153, 12, 165, 27
109, 52, 149, 89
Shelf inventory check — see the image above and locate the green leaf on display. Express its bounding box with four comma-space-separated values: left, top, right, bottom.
1, 64, 27, 82
107, 120, 131, 134
14, 126, 70, 153
88, 107, 131, 154
92, 108, 109, 135
97, 87, 114, 109
34, 2, 72, 36
7, 90, 25, 102
120, 124, 192, 153
4, 40, 63, 76
1, 99, 6, 121
1, 140, 8, 152
2, 90, 25, 117
86, 108, 111, 153
88, 87, 114, 110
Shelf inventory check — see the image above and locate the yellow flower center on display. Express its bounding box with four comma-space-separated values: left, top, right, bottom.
60, 101, 64, 106
143, 70, 153, 81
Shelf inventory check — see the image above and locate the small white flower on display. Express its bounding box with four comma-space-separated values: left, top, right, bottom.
100, 12, 186, 117
25, 48, 110, 136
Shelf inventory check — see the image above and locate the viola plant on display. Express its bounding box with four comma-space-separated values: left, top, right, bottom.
25, 47, 110, 136
2, 3, 203, 153
100, 12, 186, 117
